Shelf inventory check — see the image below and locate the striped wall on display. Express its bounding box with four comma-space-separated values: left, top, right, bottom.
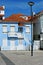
0, 23, 32, 50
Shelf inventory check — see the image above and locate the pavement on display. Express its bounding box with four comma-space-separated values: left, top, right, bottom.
0, 50, 43, 65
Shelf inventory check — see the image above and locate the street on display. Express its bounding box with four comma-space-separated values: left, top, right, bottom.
0, 51, 43, 65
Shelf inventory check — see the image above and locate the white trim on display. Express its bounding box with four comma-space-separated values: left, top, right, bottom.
2, 25, 7, 33
2, 38, 7, 47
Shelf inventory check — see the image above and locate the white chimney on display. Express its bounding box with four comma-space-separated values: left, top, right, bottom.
3, 17, 5, 20
33, 12, 35, 16
2, 6, 5, 9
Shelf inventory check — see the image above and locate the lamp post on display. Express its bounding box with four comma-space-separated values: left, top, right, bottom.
28, 2, 34, 56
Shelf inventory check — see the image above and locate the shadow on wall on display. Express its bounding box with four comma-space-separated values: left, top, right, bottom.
0, 52, 15, 65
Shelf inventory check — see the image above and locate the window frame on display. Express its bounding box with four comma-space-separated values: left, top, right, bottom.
25, 26, 30, 33
2, 25, 7, 33
18, 27, 23, 32
10, 25, 15, 32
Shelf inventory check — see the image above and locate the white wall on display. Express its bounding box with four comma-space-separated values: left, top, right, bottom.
0, 10, 4, 15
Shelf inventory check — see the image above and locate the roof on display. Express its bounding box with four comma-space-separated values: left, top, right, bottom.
35, 10, 43, 16
4, 13, 38, 23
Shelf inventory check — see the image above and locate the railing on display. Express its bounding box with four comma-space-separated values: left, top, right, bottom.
17, 32, 24, 39
7, 32, 24, 39
8, 32, 17, 37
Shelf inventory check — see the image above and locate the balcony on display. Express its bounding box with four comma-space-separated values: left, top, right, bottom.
17, 32, 24, 39
8, 32, 24, 40
8, 32, 18, 40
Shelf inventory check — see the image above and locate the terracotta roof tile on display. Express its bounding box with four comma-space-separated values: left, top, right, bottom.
4, 14, 31, 22
3, 13, 38, 25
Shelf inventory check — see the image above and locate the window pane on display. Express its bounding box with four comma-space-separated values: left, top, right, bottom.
18, 27, 23, 32
41, 21, 43, 32
33, 35, 40, 40
25, 26, 30, 33
2, 25, 7, 33
1, 11, 4, 15
10, 27, 15, 32
40, 34, 43, 40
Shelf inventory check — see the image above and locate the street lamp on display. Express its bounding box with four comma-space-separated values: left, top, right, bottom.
28, 1, 34, 56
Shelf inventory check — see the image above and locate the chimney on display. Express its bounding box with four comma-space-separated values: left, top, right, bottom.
3, 16, 5, 20
33, 12, 35, 16
2, 6, 5, 9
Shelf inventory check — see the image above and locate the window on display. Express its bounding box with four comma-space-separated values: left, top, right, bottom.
25, 26, 30, 33
1, 11, 4, 15
40, 21, 43, 32
40, 34, 43, 40
33, 35, 40, 40
40, 40, 43, 48
10, 26, 15, 32
2, 25, 7, 33
18, 27, 23, 32
2, 38, 7, 46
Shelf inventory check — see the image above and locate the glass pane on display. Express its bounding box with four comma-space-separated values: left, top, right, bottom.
25, 26, 30, 33
3, 26, 7, 33
40, 34, 43, 40
18, 27, 23, 32
10, 27, 15, 32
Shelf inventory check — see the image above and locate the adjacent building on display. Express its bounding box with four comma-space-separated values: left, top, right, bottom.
33, 11, 43, 50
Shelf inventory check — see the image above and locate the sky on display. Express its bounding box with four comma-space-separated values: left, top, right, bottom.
0, 0, 43, 17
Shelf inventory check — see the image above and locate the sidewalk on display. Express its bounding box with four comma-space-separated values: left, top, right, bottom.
0, 50, 43, 65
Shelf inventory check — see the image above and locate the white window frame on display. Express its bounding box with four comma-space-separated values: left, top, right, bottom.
25, 26, 30, 33
0, 10, 4, 15
2, 24, 7, 33
10, 25, 15, 32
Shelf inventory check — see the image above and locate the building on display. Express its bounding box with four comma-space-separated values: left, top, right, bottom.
0, 16, 32, 50
0, 6, 34, 51
0, 6, 41, 51
33, 11, 43, 50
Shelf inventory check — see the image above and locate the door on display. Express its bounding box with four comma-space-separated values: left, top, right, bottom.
10, 40, 16, 50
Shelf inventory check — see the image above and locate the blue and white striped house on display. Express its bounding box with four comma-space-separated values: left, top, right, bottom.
0, 23, 32, 50
0, 6, 33, 51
